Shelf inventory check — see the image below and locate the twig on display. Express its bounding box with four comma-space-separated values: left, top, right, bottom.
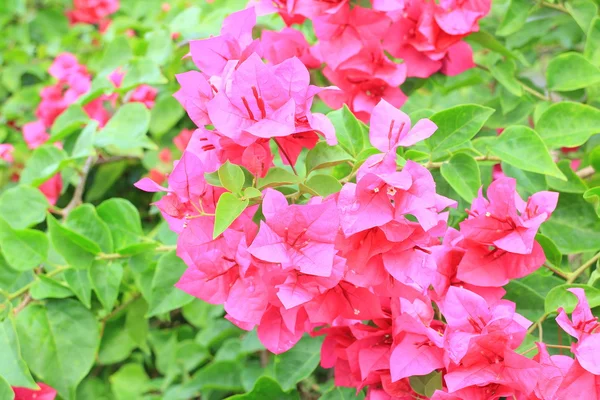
62, 155, 94, 216
7, 265, 70, 301
13, 294, 32, 315
527, 313, 549, 335
544, 263, 570, 280
95, 244, 176, 261
576, 166, 596, 179
95, 155, 139, 165
520, 82, 551, 102
426, 155, 502, 169
541, 1, 569, 13
274, 139, 298, 175
101, 292, 142, 322
566, 252, 600, 284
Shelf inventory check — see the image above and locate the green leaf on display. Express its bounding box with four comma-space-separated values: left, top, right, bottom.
66, 204, 114, 253
257, 167, 301, 189
409, 371, 443, 398
214, 193, 249, 239
302, 175, 343, 197
244, 187, 262, 199
585, 17, 600, 66
565, 0, 598, 33
20, 145, 67, 186
145, 29, 173, 66
320, 387, 364, 400
327, 105, 368, 157
546, 160, 588, 193
490, 126, 565, 180
466, 31, 518, 60
541, 193, 600, 253
90, 261, 123, 311
16, 299, 100, 400
584, 187, 600, 217
97, 36, 133, 74
501, 163, 548, 198
0, 185, 48, 230
274, 335, 324, 391
149, 96, 184, 138
504, 280, 545, 321
536, 102, 600, 148
147, 251, 194, 317
306, 142, 353, 173
71, 121, 98, 160
0, 375, 14, 400
426, 105, 495, 154
97, 198, 145, 250
85, 161, 128, 202
125, 298, 149, 351
0, 317, 36, 388
440, 153, 481, 202
30, 276, 74, 300
64, 269, 93, 308
546, 52, 600, 91
496, 0, 533, 36
536, 234, 562, 268
190, 361, 243, 392
489, 59, 522, 96
0, 218, 48, 271
49, 104, 89, 142
228, 377, 299, 400
218, 161, 245, 195
95, 103, 154, 151
97, 316, 136, 365
110, 363, 150, 400
121, 58, 167, 90
47, 213, 97, 269
545, 284, 600, 313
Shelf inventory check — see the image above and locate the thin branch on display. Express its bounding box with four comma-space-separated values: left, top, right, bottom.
541, 1, 569, 12
95, 155, 140, 165
520, 82, 551, 101
95, 244, 176, 261
426, 155, 502, 169
7, 265, 70, 301
101, 292, 141, 322
577, 166, 596, 179
62, 155, 94, 216
544, 263, 570, 280
566, 252, 600, 284
13, 294, 32, 315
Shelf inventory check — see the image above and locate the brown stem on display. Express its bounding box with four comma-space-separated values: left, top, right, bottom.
62, 155, 94, 216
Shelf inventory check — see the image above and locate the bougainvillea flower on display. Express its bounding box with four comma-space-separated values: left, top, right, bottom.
261, 28, 320, 68
434, 0, 491, 36
0, 144, 14, 163
189, 7, 260, 76
440, 41, 476, 76
22, 120, 49, 149
68, 0, 119, 25
12, 383, 57, 400
556, 288, 600, 341
248, 189, 339, 277
128, 84, 158, 109
173, 71, 215, 128
38, 174, 63, 206
528, 342, 573, 400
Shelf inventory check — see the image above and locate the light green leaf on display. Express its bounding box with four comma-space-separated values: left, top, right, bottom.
565, 0, 598, 34
95, 103, 154, 151
0, 185, 48, 229
84, 160, 128, 202
501, 163, 548, 198
64, 269, 92, 308
274, 335, 324, 391
189, 361, 243, 392
545, 284, 600, 313
90, 261, 123, 311
327, 105, 368, 157
20, 145, 67, 186
584, 187, 600, 217
536, 234, 563, 268
536, 102, 600, 148
0, 375, 14, 400
426, 105, 495, 153
504, 279, 545, 321
440, 153, 481, 202
121, 58, 167, 90
110, 363, 149, 400
213, 193, 249, 239
149, 96, 184, 138
546, 160, 588, 193
16, 299, 100, 400
257, 167, 301, 189
71, 121, 98, 160
218, 161, 245, 195
585, 17, 600, 66
489, 60, 522, 96
147, 251, 194, 317
541, 193, 600, 253
49, 104, 89, 142
145, 29, 173, 66
66, 204, 114, 253
0, 317, 36, 388
546, 52, 600, 91
228, 377, 299, 400
302, 175, 343, 197
305, 142, 353, 173
0, 218, 48, 271
320, 387, 364, 400
409, 371, 443, 398
490, 126, 565, 180
125, 298, 149, 351
467, 31, 519, 60
30, 276, 73, 300
97, 198, 144, 250
497, 0, 533, 36
98, 36, 133, 74
47, 213, 97, 269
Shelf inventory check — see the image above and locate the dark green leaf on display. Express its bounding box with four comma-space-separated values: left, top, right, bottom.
584, 187, 600, 217
90, 261, 123, 311
228, 377, 299, 400
305, 142, 353, 173
545, 284, 600, 313
147, 251, 193, 317
327, 105, 368, 157
257, 167, 301, 189
64, 269, 92, 308
274, 335, 324, 391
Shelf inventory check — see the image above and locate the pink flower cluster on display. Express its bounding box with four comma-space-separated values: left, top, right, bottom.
67, 0, 119, 26
136, 12, 565, 393
252, 0, 489, 121
12, 383, 57, 400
